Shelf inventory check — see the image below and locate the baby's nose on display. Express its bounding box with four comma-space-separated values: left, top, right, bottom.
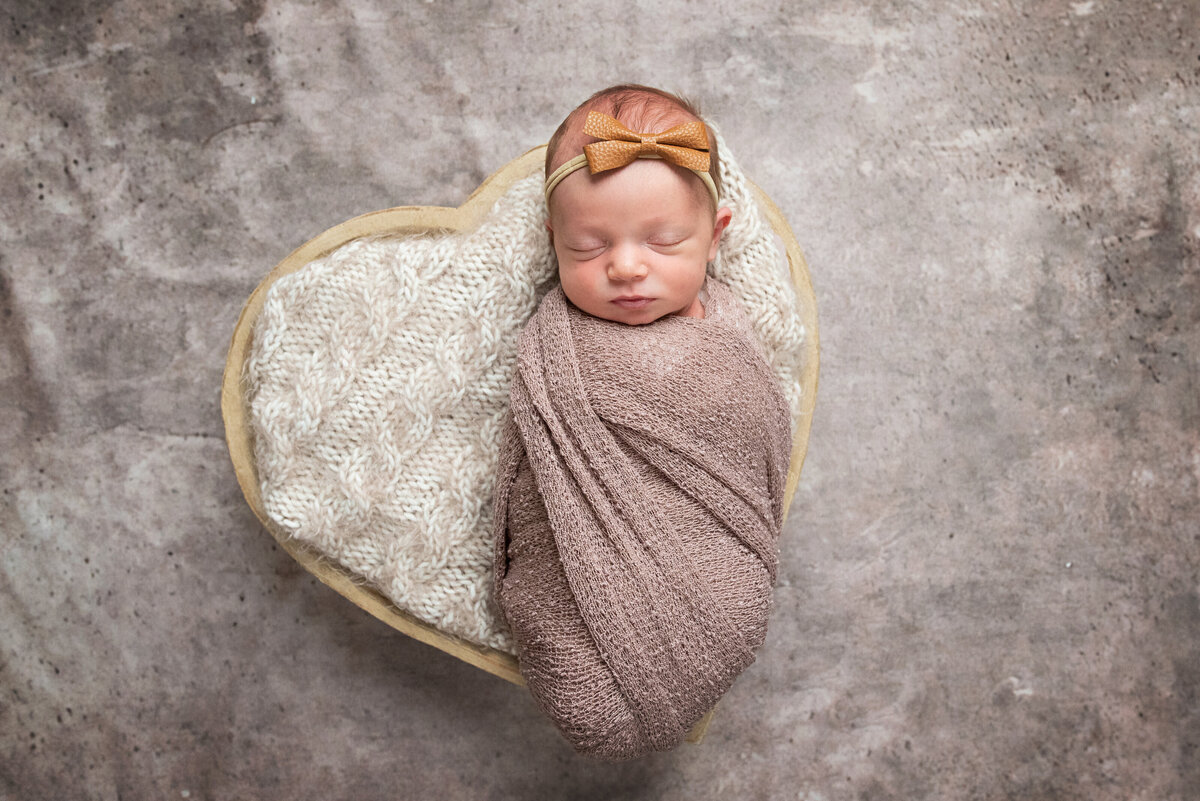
607, 243, 648, 281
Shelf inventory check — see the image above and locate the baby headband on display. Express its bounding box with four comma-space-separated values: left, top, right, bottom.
544, 111, 720, 205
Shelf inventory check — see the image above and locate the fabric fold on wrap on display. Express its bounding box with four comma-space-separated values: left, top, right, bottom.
491, 277, 792, 760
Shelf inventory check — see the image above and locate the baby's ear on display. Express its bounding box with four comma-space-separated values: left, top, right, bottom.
544, 218, 554, 246
708, 207, 733, 262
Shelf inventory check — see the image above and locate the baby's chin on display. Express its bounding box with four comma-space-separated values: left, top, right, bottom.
569, 300, 658, 325
563, 294, 701, 326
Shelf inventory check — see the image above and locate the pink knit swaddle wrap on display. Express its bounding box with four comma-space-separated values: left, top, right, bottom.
491, 277, 792, 760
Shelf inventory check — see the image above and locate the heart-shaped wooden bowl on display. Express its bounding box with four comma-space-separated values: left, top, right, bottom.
221, 145, 819, 744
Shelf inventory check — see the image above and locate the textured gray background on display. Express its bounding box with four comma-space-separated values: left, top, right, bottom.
3, 1, 1198, 798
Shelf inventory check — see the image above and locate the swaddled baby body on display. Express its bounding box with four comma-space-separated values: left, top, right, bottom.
491, 85, 792, 760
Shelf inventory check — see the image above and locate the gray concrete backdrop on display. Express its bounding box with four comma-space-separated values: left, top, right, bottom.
2, 1, 1197, 798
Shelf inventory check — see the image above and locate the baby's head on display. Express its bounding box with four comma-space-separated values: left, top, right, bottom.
543, 85, 733, 325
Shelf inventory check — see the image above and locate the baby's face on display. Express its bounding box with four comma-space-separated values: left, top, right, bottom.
547, 159, 731, 325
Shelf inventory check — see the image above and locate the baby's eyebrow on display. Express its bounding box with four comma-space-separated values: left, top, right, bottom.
562, 236, 606, 247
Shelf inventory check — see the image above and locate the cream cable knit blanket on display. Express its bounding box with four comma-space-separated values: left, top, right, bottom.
245, 133, 805, 653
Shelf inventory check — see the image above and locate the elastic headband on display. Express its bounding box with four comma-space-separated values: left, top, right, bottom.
543, 111, 720, 206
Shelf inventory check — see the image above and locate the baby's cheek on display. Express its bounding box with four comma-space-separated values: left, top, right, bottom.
557, 271, 586, 307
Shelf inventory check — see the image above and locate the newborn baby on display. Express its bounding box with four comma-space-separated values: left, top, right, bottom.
491, 84, 792, 760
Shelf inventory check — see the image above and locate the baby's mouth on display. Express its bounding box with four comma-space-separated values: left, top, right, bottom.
612, 296, 654, 309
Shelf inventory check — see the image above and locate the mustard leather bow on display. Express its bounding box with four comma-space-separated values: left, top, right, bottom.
582, 111, 711, 174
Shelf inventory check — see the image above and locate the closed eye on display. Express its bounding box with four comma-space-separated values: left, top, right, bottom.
648, 227, 689, 244
566, 244, 606, 259
648, 238, 685, 251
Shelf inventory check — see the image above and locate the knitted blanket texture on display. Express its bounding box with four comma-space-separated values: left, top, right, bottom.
245, 132, 805, 653
492, 279, 792, 760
